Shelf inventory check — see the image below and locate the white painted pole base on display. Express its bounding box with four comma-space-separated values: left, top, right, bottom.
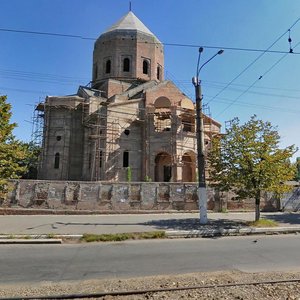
199, 187, 208, 224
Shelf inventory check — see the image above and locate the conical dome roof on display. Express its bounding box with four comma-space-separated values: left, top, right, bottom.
92, 11, 164, 85
103, 11, 160, 42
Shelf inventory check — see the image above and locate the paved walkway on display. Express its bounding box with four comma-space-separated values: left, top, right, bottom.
0, 212, 300, 235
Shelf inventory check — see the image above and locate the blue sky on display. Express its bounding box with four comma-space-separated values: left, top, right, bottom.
1, 0, 300, 159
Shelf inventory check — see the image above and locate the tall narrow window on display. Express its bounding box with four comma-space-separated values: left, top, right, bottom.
123, 58, 130, 72
105, 60, 111, 74
123, 151, 129, 167
143, 60, 149, 74
54, 153, 60, 169
157, 66, 161, 80
93, 64, 98, 79
99, 150, 103, 168
88, 153, 91, 169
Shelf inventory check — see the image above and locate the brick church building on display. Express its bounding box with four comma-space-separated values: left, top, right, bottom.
37, 11, 221, 182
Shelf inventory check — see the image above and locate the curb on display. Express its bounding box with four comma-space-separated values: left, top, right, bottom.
0, 208, 201, 215
0, 238, 62, 244
0, 234, 83, 244
0, 227, 299, 243
166, 226, 300, 238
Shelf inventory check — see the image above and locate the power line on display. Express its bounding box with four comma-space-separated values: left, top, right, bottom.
2, 19, 300, 117
165, 70, 194, 99
0, 86, 53, 95
205, 86, 300, 101
216, 40, 300, 117
1, 27, 300, 54
207, 94, 300, 114
206, 16, 300, 106
0, 27, 95, 40
171, 80, 300, 98
164, 78, 300, 94
0, 68, 89, 86
201, 80, 300, 93
0, 68, 88, 81
163, 43, 300, 55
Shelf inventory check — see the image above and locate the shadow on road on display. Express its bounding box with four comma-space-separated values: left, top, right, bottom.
264, 213, 300, 225
26, 218, 248, 232
142, 218, 248, 231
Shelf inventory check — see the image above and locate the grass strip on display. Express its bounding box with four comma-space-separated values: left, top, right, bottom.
247, 219, 278, 227
81, 231, 166, 242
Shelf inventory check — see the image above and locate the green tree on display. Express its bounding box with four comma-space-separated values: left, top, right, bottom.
0, 95, 29, 200
126, 166, 132, 182
295, 158, 300, 181
208, 116, 297, 221
20, 142, 41, 179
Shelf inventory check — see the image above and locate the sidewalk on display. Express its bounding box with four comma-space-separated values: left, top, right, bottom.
0, 212, 300, 240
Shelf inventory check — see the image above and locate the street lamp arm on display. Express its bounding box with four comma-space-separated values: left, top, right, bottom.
196, 47, 204, 80
197, 50, 224, 77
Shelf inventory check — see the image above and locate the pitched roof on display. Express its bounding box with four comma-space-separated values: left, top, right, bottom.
104, 11, 160, 41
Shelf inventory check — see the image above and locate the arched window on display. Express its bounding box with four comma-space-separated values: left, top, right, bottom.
105, 60, 111, 74
154, 97, 171, 132
123, 151, 129, 167
143, 60, 149, 75
123, 58, 130, 72
54, 153, 60, 169
157, 66, 161, 80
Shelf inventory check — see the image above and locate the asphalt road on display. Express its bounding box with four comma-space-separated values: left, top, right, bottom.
1, 235, 300, 284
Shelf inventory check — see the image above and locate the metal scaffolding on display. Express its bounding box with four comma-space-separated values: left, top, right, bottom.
31, 103, 45, 147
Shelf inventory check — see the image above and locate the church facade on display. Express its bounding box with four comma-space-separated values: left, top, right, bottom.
37, 11, 221, 182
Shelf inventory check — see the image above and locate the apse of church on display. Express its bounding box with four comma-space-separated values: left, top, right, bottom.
37, 11, 221, 182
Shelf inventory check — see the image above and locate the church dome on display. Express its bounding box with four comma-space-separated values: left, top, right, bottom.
103, 11, 161, 43
92, 11, 164, 87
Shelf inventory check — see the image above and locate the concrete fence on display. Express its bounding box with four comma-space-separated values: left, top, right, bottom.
1, 180, 281, 212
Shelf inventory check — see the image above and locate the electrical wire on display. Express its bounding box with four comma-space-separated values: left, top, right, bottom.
0, 68, 88, 85
216, 40, 300, 117
202, 83, 300, 101
0, 27, 95, 40
206, 17, 300, 106
170, 80, 300, 100
2, 18, 300, 116
165, 70, 194, 99
1, 27, 300, 54
201, 80, 300, 93
163, 42, 300, 54
0, 86, 51, 95
207, 94, 300, 114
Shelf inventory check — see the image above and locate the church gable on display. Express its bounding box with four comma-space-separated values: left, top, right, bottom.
145, 80, 192, 108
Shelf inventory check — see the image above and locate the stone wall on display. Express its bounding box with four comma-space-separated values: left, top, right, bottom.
3, 180, 280, 212
281, 187, 300, 211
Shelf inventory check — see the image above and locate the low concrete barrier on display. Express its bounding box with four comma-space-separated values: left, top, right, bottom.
3, 180, 280, 212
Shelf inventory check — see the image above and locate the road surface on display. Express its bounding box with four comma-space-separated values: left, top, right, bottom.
1, 235, 300, 284
1, 212, 299, 235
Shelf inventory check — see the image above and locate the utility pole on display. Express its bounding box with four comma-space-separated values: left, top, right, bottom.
192, 48, 223, 224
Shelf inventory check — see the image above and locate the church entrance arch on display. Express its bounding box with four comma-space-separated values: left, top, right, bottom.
182, 152, 196, 182
155, 152, 172, 182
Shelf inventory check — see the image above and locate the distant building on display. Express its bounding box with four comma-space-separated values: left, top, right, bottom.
37, 11, 221, 182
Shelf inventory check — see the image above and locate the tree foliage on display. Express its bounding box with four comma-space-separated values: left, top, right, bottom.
0, 96, 29, 199
208, 116, 297, 220
295, 158, 300, 181
19, 142, 40, 179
